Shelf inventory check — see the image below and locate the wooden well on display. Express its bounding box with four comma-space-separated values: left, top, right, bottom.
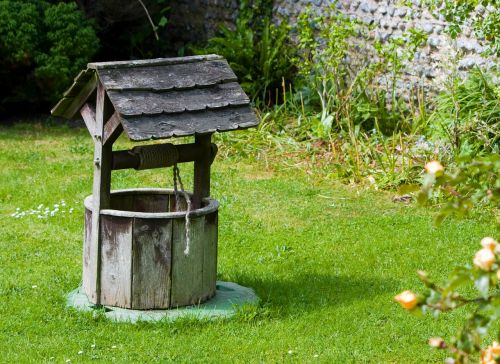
51, 55, 258, 311
83, 189, 218, 309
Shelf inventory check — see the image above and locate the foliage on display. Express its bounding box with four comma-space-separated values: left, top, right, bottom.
0, 0, 99, 112
193, 0, 296, 106
428, 68, 500, 158
420, 0, 500, 56
85, 0, 170, 60
419, 156, 500, 227
396, 158, 499, 363
0, 123, 495, 362
292, 4, 428, 137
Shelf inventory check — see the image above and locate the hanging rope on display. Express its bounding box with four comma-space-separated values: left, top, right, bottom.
173, 164, 192, 256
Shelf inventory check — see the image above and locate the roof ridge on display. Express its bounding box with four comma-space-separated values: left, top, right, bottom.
88, 54, 223, 70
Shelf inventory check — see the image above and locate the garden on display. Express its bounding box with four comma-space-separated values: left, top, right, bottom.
0, 0, 498, 363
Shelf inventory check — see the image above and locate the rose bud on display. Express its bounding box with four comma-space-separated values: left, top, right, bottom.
394, 290, 418, 310
428, 337, 446, 349
424, 161, 444, 176
481, 237, 498, 252
481, 346, 495, 364
474, 248, 496, 271
491, 341, 500, 355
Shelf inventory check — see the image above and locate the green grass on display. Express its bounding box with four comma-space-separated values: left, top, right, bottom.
0, 123, 496, 363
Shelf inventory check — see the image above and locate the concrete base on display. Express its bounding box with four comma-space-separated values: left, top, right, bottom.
67, 281, 259, 323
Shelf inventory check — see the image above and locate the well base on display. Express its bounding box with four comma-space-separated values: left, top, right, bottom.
67, 281, 258, 323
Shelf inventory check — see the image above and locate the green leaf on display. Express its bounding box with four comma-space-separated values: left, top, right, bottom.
474, 275, 490, 298
158, 16, 168, 28
398, 184, 420, 195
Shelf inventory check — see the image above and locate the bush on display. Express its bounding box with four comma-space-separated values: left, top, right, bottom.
292, 5, 428, 137
193, 0, 296, 106
0, 0, 99, 114
428, 68, 500, 158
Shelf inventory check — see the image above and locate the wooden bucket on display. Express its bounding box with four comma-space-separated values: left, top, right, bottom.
82, 188, 218, 309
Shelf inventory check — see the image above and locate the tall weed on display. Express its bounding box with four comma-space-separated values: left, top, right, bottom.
429, 68, 500, 158
193, 0, 295, 106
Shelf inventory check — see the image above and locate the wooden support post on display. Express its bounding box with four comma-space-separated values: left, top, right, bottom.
192, 134, 212, 209
83, 81, 113, 305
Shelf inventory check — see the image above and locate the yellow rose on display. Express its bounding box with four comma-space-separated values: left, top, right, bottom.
394, 290, 418, 310
491, 341, 500, 355
481, 343, 500, 364
428, 337, 445, 348
424, 161, 444, 176
474, 248, 496, 271
481, 237, 499, 252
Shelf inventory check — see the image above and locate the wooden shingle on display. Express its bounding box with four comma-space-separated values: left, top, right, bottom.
51, 55, 259, 141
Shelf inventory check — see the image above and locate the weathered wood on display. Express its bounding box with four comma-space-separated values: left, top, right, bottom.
51, 70, 97, 119
107, 82, 249, 116
170, 216, 205, 307
120, 106, 259, 141
53, 55, 259, 142
100, 215, 133, 308
97, 59, 237, 91
86, 81, 113, 304
103, 112, 123, 146
202, 211, 218, 301
132, 218, 172, 309
83, 189, 219, 309
111, 142, 217, 170
63, 69, 95, 97
80, 103, 96, 137
133, 193, 170, 213
88, 54, 223, 70
82, 208, 93, 297
192, 134, 212, 209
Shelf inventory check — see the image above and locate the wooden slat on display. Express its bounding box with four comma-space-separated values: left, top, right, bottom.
63, 69, 95, 97
103, 112, 123, 146
170, 216, 205, 307
80, 103, 96, 136
100, 215, 133, 308
86, 81, 113, 304
202, 211, 218, 301
192, 134, 212, 209
133, 194, 169, 213
132, 218, 172, 309
51, 71, 97, 119
120, 106, 259, 141
82, 208, 93, 299
88, 54, 223, 70
97, 59, 237, 91
107, 82, 249, 116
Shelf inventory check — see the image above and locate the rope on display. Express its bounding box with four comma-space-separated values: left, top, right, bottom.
132, 143, 179, 170
173, 164, 192, 256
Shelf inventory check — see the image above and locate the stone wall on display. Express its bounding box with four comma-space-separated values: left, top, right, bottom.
168, 0, 495, 93
166, 0, 239, 50
274, 0, 494, 93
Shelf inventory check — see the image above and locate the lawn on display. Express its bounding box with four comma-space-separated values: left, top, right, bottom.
0, 122, 496, 363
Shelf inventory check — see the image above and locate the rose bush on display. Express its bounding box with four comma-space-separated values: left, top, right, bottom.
396, 158, 499, 363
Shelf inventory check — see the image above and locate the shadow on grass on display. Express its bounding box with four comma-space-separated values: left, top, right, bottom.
230, 272, 396, 316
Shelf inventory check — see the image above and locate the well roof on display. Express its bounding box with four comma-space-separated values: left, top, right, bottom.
51, 55, 258, 141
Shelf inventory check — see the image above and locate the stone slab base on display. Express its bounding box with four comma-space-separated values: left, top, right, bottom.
67, 281, 258, 323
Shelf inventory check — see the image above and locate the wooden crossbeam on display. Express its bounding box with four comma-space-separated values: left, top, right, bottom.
83, 81, 113, 306
103, 112, 123, 146
80, 103, 96, 137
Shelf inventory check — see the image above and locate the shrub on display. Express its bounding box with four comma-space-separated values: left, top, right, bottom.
428, 68, 500, 158
396, 157, 499, 363
0, 0, 99, 114
292, 4, 428, 137
193, 0, 296, 106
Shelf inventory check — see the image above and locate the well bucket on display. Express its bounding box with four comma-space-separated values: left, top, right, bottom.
83, 188, 218, 310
